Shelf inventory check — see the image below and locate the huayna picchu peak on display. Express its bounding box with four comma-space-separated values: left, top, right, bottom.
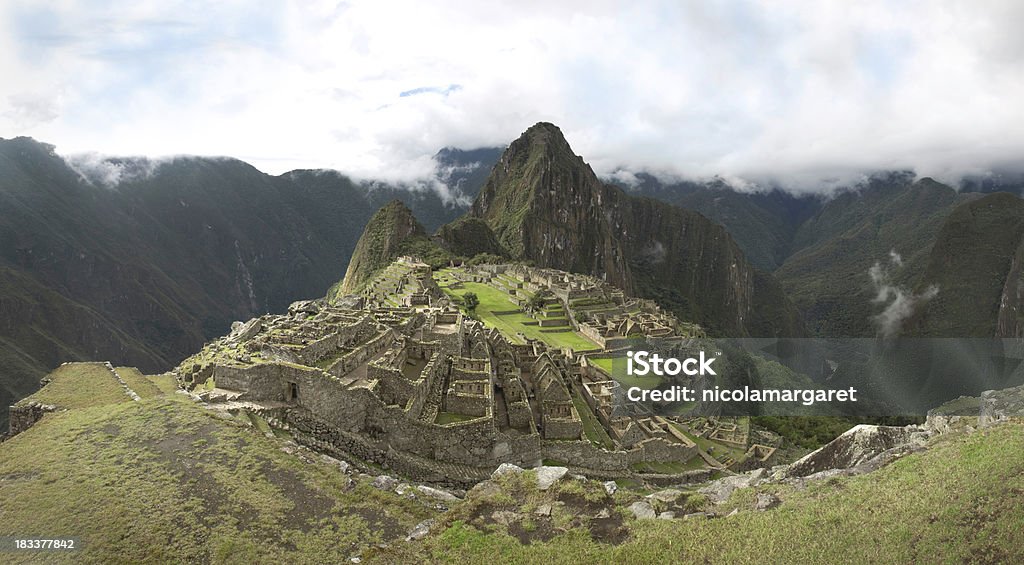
338, 122, 805, 337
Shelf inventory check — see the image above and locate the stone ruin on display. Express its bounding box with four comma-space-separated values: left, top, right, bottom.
173, 260, 775, 486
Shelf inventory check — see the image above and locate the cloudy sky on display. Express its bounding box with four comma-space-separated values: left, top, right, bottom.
2, 0, 1023, 189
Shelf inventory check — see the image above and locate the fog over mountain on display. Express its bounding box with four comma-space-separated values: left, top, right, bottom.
4, 0, 1024, 191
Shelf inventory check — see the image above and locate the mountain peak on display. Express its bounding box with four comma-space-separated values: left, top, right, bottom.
335, 200, 428, 295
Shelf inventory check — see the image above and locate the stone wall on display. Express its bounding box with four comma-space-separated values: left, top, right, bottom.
542, 436, 697, 472
444, 392, 489, 417
7, 402, 58, 437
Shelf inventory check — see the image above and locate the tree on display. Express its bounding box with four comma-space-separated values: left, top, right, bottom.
463, 292, 480, 311
527, 289, 552, 313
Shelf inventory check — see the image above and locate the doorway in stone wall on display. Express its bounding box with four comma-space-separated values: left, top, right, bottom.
288, 382, 299, 402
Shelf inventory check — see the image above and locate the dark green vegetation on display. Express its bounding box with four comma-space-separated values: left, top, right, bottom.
379, 421, 1024, 563
628, 170, 1024, 339
331, 200, 451, 296
907, 192, 1024, 337
774, 175, 976, 336
0, 138, 489, 429
0, 366, 434, 564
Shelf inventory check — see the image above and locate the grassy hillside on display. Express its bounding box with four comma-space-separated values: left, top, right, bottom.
383, 421, 1024, 563
0, 366, 434, 564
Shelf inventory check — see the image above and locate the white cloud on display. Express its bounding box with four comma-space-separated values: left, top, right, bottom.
1, 0, 1023, 191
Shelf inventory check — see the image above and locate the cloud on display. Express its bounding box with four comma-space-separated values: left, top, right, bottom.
399, 84, 462, 98
1, 0, 1023, 192
869, 250, 938, 338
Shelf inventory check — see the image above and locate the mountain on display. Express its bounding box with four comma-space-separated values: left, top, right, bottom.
907, 192, 1024, 337
620, 174, 822, 271
0, 137, 485, 430
331, 200, 450, 297
466, 122, 804, 337
773, 174, 976, 336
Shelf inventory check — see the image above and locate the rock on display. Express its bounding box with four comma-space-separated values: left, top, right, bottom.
491, 463, 524, 479
754, 493, 781, 511
684, 512, 711, 520
785, 424, 929, 478
534, 503, 552, 517
726, 508, 740, 518
372, 475, 398, 491
320, 454, 350, 474
595, 508, 611, 519
629, 501, 657, 520
467, 480, 502, 500
603, 480, 618, 496
657, 511, 676, 520
980, 384, 1024, 428
647, 488, 684, 504
395, 483, 412, 496
534, 466, 568, 490
699, 474, 754, 504
405, 519, 434, 542
417, 485, 461, 503
491, 510, 519, 526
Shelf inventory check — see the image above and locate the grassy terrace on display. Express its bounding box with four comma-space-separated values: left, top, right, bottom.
670, 422, 749, 463
436, 412, 480, 425
115, 367, 163, 399
0, 374, 435, 564
589, 356, 663, 389
569, 389, 614, 450
435, 271, 599, 352
20, 362, 131, 409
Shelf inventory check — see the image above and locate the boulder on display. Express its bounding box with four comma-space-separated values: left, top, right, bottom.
657, 511, 676, 520
699, 474, 755, 504
603, 481, 618, 496
785, 425, 929, 478
647, 488, 684, 504
491, 463, 524, 479
754, 493, 781, 511
534, 503, 552, 517
417, 485, 461, 503
405, 519, 434, 542
534, 466, 568, 490
629, 501, 657, 520
371, 475, 398, 491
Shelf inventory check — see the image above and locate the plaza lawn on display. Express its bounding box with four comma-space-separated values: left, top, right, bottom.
589, 355, 664, 389
437, 278, 599, 352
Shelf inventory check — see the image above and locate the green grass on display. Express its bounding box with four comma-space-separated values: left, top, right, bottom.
588, 356, 661, 389
569, 390, 614, 450
384, 422, 1024, 563
148, 373, 181, 395
115, 367, 163, 399
0, 392, 435, 564
436, 412, 480, 425
20, 363, 131, 409
669, 423, 748, 463
437, 277, 599, 351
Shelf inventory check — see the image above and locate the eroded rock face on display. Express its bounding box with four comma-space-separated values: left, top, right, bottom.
980, 385, 1024, 427
785, 425, 929, 478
